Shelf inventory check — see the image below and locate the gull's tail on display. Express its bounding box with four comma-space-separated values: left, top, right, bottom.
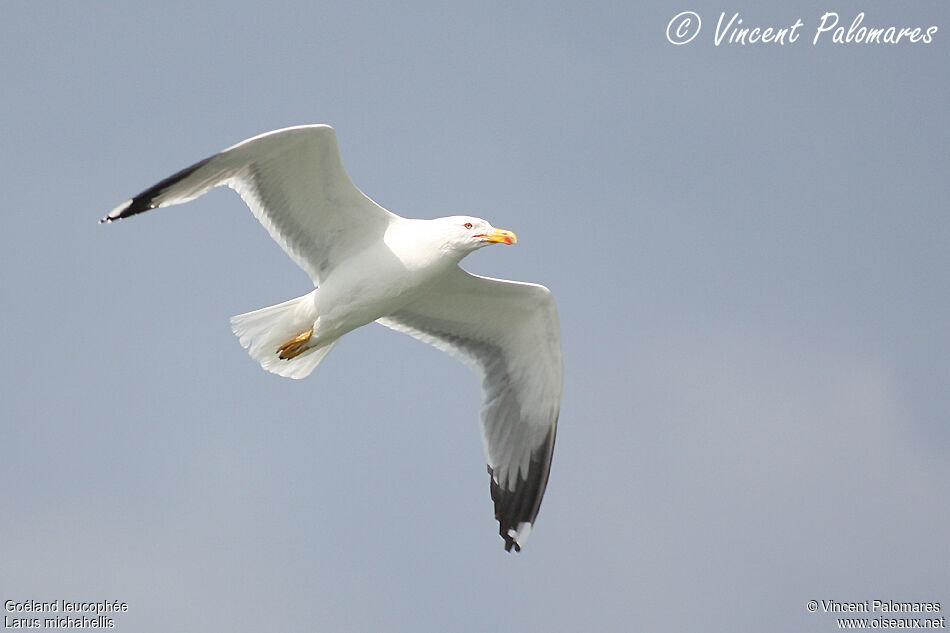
230, 291, 337, 379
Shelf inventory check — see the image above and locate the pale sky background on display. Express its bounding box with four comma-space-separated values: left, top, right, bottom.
2, 2, 949, 631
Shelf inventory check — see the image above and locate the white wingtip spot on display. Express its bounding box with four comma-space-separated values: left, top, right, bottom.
101, 199, 132, 223
507, 522, 533, 549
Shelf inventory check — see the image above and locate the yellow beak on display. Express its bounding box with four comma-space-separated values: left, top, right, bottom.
482, 228, 517, 245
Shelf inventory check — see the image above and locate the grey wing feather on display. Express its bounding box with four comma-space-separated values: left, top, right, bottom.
102, 125, 397, 284
377, 267, 562, 551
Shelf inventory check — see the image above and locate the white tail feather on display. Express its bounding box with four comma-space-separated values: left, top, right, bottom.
230, 291, 337, 379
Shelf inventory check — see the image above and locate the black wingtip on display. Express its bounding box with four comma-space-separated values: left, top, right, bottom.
504, 537, 521, 553
100, 198, 135, 224
489, 425, 557, 553
491, 469, 531, 553
100, 153, 215, 225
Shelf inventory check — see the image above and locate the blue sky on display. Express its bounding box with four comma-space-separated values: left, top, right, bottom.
2, 2, 949, 631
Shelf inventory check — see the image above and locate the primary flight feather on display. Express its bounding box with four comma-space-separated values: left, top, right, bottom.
101, 124, 562, 552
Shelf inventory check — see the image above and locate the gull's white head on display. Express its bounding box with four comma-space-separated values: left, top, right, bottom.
436, 215, 518, 256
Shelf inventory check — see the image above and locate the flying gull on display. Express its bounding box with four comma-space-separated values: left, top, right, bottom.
101, 125, 562, 552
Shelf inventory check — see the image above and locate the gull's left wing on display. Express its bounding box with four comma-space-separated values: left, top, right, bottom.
377, 267, 562, 551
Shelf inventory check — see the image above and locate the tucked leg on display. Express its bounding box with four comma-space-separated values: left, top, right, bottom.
276, 326, 314, 360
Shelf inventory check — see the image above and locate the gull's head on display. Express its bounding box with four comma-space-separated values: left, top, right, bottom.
437, 216, 517, 256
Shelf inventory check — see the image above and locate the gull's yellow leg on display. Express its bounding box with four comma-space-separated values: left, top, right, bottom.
276, 326, 314, 360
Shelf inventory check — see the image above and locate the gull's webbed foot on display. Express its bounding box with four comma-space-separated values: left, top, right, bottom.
276, 326, 314, 360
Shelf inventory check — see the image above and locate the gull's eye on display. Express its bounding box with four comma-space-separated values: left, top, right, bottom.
464, 222, 473, 230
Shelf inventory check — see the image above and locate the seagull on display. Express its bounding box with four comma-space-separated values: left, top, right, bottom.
101, 125, 562, 552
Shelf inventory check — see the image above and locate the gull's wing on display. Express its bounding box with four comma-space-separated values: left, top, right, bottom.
377, 267, 562, 551
101, 125, 397, 284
